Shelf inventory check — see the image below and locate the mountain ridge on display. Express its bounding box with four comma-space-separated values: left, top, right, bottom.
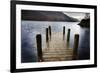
21, 10, 79, 22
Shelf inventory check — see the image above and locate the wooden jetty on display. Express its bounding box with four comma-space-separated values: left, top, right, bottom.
36, 27, 79, 62
42, 32, 73, 62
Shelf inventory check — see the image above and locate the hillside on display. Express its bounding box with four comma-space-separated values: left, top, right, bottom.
21, 10, 78, 22
78, 18, 90, 28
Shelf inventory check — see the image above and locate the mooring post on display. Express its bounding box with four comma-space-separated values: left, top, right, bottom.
67, 29, 70, 42
67, 29, 70, 48
63, 26, 65, 40
49, 26, 51, 40
36, 34, 43, 62
72, 34, 79, 60
46, 28, 49, 43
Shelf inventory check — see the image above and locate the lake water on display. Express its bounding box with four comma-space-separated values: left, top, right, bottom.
21, 21, 90, 63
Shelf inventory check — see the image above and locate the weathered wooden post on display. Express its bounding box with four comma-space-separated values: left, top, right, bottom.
49, 26, 51, 40
67, 29, 70, 42
72, 34, 79, 60
63, 26, 65, 40
67, 29, 70, 48
46, 28, 49, 43
36, 34, 43, 62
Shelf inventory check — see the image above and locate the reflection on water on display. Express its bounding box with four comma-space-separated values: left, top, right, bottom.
21, 21, 90, 63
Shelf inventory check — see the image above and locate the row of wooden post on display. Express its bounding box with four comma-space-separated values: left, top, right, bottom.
36, 26, 79, 62
46, 26, 52, 43
63, 26, 70, 42
63, 26, 79, 59
36, 26, 51, 62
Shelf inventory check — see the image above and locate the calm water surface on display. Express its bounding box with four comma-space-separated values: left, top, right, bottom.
21, 21, 90, 63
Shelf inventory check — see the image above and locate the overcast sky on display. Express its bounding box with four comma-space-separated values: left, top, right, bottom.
63, 12, 89, 21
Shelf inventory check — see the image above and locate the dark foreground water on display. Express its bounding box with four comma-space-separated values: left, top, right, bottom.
21, 21, 90, 63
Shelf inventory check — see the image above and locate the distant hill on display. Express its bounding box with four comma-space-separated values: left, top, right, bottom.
78, 18, 90, 28
21, 10, 79, 22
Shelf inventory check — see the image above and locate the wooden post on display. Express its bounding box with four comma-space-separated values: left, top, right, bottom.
72, 34, 79, 60
46, 28, 49, 42
49, 26, 51, 40
67, 29, 70, 42
66, 29, 70, 48
36, 34, 43, 62
63, 26, 65, 40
